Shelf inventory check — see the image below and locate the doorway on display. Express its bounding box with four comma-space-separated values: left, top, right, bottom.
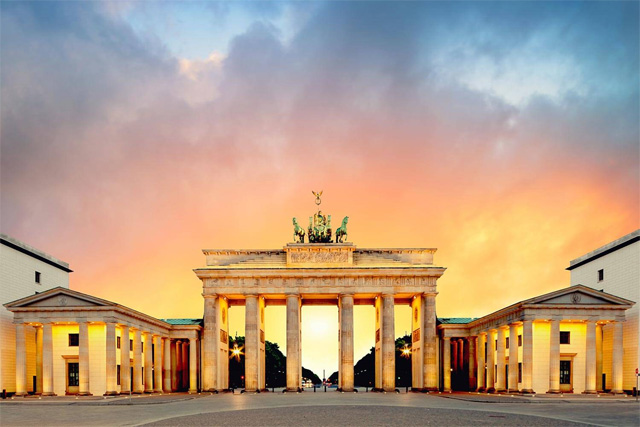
560, 359, 573, 392
66, 360, 79, 395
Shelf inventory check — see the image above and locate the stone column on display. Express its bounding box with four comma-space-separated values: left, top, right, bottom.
521, 320, 534, 393
202, 294, 217, 392
486, 330, 495, 392
381, 294, 396, 392
547, 318, 560, 393
182, 341, 189, 390
339, 294, 354, 392
163, 338, 171, 392
508, 324, 519, 393
468, 337, 476, 390
286, 293, 301, 391
42, 323, 55, 396
611, 321, 624, 394
584, 320, 597, 393
477, 333, 486, 391
153, 336, 163, 393
15, 323, 27, 396
443, 337, 451, 392
120, 325, 131, 393
133, 329, 143, 393
245, 295, 259, 392
458, 339, 464, 374
36, 325, 43, 394
105, 322, 118, 395
174, 340, 181, 390
495, 327, 506, 392
189, 338, 197, 393
423, 292, 438, 391
144, 332, 153, 392
452, 339, 458, 372
595, 324, 603, 392
78, 322, 91, 395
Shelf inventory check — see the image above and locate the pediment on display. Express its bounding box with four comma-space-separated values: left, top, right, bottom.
4, 288, 114, 309
526, 286, 634, 307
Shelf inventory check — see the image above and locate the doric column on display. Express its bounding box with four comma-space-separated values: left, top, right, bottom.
458, 339, 464, 373
15, 323, 27, 396
286, 293, 301, 391
181, 341, 189, 390
468, 337, 477, 391
105, 322, 118, 395
163, 338, 171, 392
477, 333, 486, 391
42, 323, 55, 396
133, 329, 143, 393
144, 332, 153, 392
189, 338, 197, 393
496, 327, 506, 392
422, 292, 438, 391
339, 294, 354, 392
78, 322, 91, 395
173, 340, 181, 391
443, 337, 451, 392
36, 326, 43, 394
153, 336, 163, 392
245, 295, 259, 392
547, 318, 561, 393
508, 324, 519, 393
486, 330, 495, 392
595, 324, 603, 392
202, 294, 217, 391
611, 320, 624, 394
381, 293, 396, 392
521, 320, 534, 393
452, 339, 458, 372
584, 320, 597, 393
120, 325, 131, 393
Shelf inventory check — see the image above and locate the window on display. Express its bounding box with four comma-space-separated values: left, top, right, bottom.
68, 362, 79, 387
518, 335, 522, 347
68, 333, 79, 347
130, 339, 133, 351
560, 361, 571, 385
35, 271, 41, 284
484, 342, 487, 360
117, 336, 121, 349
598, 269, 604, 282
560, 331, 570, 345
117, 365, 121, 385
495, 340, 497, 350
506, 337, 510, 349
518, 362, 522, 383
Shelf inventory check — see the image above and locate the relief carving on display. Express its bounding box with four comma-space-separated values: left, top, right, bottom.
290, 251, 348, 263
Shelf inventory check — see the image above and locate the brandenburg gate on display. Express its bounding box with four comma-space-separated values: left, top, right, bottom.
194, 193, 446, 392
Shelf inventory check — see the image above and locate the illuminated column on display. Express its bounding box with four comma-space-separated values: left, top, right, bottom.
583, 319, 597, 393
105, 322, 118, 395
245, 295, 259, 392
423, 292, 438, 391
35, 325, 43, 394
189, 338, 197, 393
286, 293, 301, 391
595, 324, 603, 392
381, 293, 395, 392
443, 337, 451, 392
78, 322, 92, 395
153, 336, 163, 393
15, 323, 27, 396
452, 339, 458, 372
202, 294, 218, 391
495, 327, 506, 392
611, 320, 624, 394
458, 339, 464, 374
163, 338, 171, 392
547, 318, 561, 393
521, 320, 534, 393
339, 294, 354, 392
120, 325, 131, 393
477, 333, 486, 391
468, 337, 476, 390
133, 329, 143, 393
182, 341, 189, 389
42, 323, 56, 396
144, 332, 153, 392
508, 324, 519, 392
486, 330, 495, 392
174, 340, 181, 390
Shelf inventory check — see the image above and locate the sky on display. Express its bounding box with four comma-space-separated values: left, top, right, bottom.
1, 1, 638, 378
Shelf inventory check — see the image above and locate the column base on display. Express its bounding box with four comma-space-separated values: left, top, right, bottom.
14, 392, 28, 397
507, 389, 519, 393
153, 389, 163, 393
520, 389, 535, 394
546, 389, 562, 394
41, 392, 57, 396
78, 392, 93, 396
609, 390, 625, 395
495, 388, 506, 393
103, 391, 119, 396
422, 387, 439, 392
284, 387, 301, 393
486, 387, 495, 393
476, 387, 486, 392
582, 390, 598, 394
144, 390, 154, 394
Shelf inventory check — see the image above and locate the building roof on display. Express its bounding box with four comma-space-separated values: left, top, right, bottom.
567, 229, 639, 271
438, 318, 476, 324
1, 233, 72, 273
161, 318, 203, 325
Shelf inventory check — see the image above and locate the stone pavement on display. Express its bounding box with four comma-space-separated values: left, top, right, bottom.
0, 391, 637, 426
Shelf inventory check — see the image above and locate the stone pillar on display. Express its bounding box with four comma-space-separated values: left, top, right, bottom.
120, 326, 131, 393
458, 339, 464, 374
468, 337, 476, 391
595, 324, 603, 392
486, 330, 495, 392
245, 295, 259, 392
495, 327, 506, 392
35, 325, 43, 394
584, 320, 597, 393
189, 338, 197, 393
105, 322, 118, 395
452, 339, 458, 372
15, 323, 27, 396
508, 324, 519, 393
173, 340, 181, 391
286, 293, 301, 391
133, 329, 143, 393
443, 337, 451, 392
182, 341, 189, 390
611, 321, 624, 394
547, 318, 560, 393
423, 292, 438, 391
163, 338, 171, 392
153, 336, 163, 393
202, 294, 218, 392
42, 323, 55, 396
339, 294, 354, 392
78, 322, 91, 395
381, 294, 396, 392
477, 333, 486, 391
521, 320, 534, 393
144, 332, 153, 392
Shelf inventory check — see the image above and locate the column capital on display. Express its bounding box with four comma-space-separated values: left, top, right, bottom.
202, 293, 218, 299
381, 292, 395, 298
443, 336, 451, 342
285, 292, 300, 297
422, 292, 438, 298
245, 293, 259, 298
339, 292, 354, 298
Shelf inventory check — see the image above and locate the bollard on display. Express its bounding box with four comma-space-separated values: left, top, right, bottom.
406, 386, 408, 393
2, 389, 5, 399
365, 386, 368, 393
314, 386, 316, 392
